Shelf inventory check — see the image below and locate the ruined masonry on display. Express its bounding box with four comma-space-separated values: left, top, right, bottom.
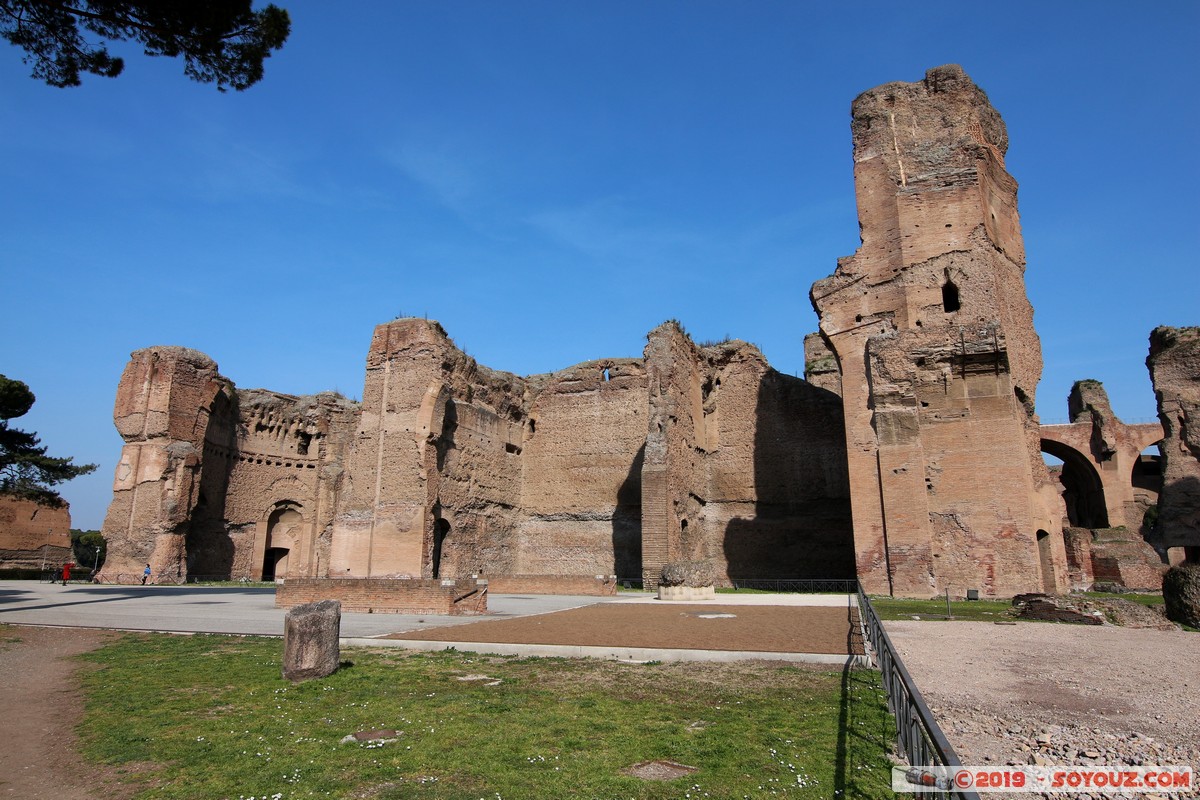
811, 65, 1066, 597
99, 323, 852, 589
95, 66, 1198, 597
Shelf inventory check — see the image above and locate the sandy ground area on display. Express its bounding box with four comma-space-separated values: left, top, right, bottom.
887, 621, 1200, 798
384, 602, 865, 655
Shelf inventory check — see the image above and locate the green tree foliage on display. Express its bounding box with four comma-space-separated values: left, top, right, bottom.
0, 1, 290, 91
0, 374, 97, 507
70, 528, 106, 569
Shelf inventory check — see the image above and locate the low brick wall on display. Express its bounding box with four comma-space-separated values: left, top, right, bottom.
276, 578, 488, 615
484, 574, 618, 596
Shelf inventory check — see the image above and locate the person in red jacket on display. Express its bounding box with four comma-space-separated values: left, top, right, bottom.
61, 562, 73, 586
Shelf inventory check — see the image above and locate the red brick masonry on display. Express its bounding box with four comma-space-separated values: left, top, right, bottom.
484, 575, 618, 596
276, 578, 488, 615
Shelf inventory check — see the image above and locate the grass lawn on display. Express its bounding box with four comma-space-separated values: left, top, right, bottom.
1079, 590, 1164, 607
868, 597, 1015, 622
870, 591, 1168, 623
78, 634, 897, 800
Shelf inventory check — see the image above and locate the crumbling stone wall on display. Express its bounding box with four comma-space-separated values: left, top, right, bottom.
100, 347, 234, 580
1148, 326, 1200, 559
513, 359, 647, 579
100, 318, 852, 587
1040, 380, 1166, 589
803, 332, 841, 397
810, 65, 1065, 597
99, 346, 359, 582
219, 390, 358, 580
0, 495, 72, 569
98, 65, 1167, 597
641, 322, 703, 585
329, 318, 529, 578
641, 323, 852, 587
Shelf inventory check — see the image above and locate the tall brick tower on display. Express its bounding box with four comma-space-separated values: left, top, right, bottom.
810, 65, 1066, 597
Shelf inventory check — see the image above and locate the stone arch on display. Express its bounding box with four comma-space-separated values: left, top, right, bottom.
258, 500, 305, 581
1041, 439, 1109, 528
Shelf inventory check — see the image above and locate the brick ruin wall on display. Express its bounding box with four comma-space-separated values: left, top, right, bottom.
485, 575, 618, 595
642, 323, 852, 587
1148, 326, 1200, 558
99, 345, 360, 582
98, 318, 852, 587
511, 358, 647, 579
1042, 380, 1167, 590
0, 495, 72, 569
276, 577, 488, 615
213, 390, 359, 580
100, 347, 229, 580
94, 66, 1195, 596
810, 65, 1066, 597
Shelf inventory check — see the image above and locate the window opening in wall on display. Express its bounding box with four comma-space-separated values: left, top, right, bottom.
297, 431, 312, 455
942, 278, 961, 313
602, 367, 610, 382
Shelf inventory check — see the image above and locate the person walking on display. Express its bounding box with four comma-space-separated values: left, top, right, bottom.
61, 562, 72, 586
142, 563, 151, 585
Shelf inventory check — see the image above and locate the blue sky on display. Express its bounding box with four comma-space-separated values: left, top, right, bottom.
2, 1, 1197, 529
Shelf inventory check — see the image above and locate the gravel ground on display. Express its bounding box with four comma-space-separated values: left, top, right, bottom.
886, 621, 1200, 799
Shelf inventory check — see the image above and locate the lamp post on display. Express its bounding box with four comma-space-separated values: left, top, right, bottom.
93, 545, 102, 577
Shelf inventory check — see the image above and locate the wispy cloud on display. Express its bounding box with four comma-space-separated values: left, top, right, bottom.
192, 137, 323, 204
525, 196, 708, 268
384, 143, 478, 210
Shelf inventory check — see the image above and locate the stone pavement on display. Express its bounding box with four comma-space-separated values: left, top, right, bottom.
0, 580, 604, 638
0, 580, 863, 664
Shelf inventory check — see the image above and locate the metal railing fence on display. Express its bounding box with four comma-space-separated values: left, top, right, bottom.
615, 577, 860, 592
65, 572, 271, 586
729, 577, 858, 592
856, 583, 980, 800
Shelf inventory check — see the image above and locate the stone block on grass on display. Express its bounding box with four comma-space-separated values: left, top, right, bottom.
283, 599, 341, 682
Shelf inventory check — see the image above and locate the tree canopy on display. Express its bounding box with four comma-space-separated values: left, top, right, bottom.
1, 0, 290, 90
0, 374, 97, 507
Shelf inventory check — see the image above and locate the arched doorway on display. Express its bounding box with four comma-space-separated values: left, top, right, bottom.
262, 547, 289, 581
1041, 440, 1109, 528
262, 502, 303, 581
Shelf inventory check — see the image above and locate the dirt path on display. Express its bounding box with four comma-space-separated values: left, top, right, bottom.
0, 625, 133, 800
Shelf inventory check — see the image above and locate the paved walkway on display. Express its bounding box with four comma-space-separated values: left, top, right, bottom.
0, 580, 602, 638
0, 580, 863, 664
